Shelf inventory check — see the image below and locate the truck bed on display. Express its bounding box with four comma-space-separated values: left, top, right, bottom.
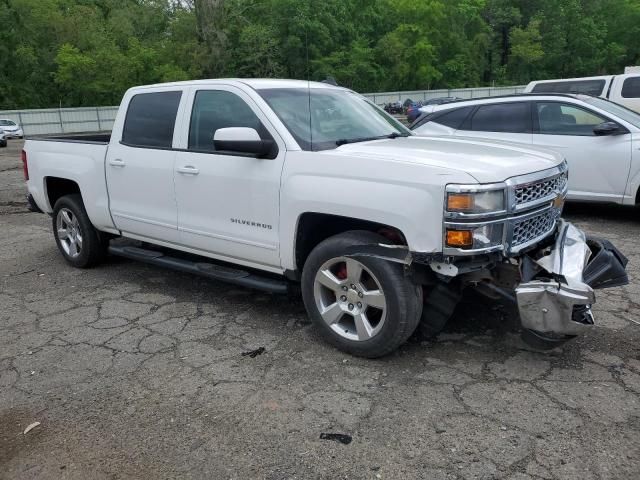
30, 131, 111, 144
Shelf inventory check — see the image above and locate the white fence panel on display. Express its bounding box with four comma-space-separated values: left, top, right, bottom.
0, 106, 118, 136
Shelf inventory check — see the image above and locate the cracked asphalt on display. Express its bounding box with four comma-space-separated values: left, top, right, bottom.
1, 139, 640, 479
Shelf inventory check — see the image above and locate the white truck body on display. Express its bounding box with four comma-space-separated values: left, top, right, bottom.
22, 79, 628, 356
25, 79, 563, 273
524, 74, 640, 113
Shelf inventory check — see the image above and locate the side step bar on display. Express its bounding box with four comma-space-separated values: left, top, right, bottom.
108, 245, 289, 294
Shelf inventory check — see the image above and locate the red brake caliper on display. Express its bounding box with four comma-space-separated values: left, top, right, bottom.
336, 262, 348, 281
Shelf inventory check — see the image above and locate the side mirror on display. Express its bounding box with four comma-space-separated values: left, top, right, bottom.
593, 121, 623, 136
213, 127, 274, 157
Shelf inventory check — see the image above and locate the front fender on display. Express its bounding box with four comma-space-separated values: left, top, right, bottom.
279, 151, 476, 270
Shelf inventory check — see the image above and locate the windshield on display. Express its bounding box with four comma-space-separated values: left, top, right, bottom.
0, 120, 16, 126
582, 96, 640, 129
258, 88, 410, 151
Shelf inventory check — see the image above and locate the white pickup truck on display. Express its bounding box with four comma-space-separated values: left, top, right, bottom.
23, 79, 628, 357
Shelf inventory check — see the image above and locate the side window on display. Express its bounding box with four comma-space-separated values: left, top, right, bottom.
467, 102, 530, 133
122, 91, 182, 148
536, 102, 606, 136
531, 80, 606, 96
432, 106, 473, 129
188, 90, 270, 153
621, 77, 640, 99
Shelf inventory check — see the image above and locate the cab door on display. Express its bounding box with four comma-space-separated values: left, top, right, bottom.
106, 90, 185, 243
173, 86, 285, 269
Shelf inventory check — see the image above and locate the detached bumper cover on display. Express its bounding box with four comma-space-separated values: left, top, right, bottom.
515, 220, 628, 337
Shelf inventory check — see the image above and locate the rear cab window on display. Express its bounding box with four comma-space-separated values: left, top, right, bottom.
121, 91, 182, 148
531, 79, 606, 96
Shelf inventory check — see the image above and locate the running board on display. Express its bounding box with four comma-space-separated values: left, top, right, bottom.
108, 245, 289, 294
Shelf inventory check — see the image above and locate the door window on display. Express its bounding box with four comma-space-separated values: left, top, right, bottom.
122, 91, 182, 148
188, 90, 270, 153
536, 102, 606, 136
621, 77, 640, 98
466, 102, 530, 133
432, 106, 474, 129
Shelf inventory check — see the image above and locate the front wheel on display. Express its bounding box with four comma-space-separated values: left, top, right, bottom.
301, 231, 422, 358
52, 194, 108, 268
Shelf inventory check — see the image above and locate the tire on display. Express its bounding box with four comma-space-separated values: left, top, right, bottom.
416, 283, 463, 339
301, 231, 422, 358
52, 194, 108, 268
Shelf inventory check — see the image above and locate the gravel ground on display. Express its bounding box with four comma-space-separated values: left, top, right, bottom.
1, 139, 639, 480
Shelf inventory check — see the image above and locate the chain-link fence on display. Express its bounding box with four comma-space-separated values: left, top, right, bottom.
1, 85, 525, 136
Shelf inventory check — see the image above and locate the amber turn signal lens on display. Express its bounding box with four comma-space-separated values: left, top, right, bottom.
447, 193, 474, 211
446, 229, 473, 248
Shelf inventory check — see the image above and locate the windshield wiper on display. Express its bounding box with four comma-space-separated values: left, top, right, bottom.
336, 132, 410, 146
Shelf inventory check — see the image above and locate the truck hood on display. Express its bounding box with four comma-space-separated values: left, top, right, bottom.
333, 136, 563, 183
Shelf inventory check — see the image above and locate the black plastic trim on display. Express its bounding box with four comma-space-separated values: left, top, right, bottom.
26, 194, 44, 213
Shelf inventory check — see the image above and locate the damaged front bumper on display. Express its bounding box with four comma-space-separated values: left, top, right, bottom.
515, 220, 628, 341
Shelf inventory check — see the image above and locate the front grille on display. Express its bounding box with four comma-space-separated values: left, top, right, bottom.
511, 208, 557, 248
514, 171, 567, 206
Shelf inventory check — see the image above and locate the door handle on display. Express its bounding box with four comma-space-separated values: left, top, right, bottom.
177, 165, 200, 175
109, 158, 126, 167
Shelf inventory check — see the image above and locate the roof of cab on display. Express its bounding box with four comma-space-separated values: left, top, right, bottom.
131, 78, 343, 91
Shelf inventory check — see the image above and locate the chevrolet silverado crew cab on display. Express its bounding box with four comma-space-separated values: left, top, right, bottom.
23, 79, 629, 357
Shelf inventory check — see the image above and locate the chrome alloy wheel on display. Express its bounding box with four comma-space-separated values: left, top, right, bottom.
313, 257, 387, 341
56, 207, 83, 258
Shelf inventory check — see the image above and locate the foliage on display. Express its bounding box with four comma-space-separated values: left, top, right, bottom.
1, 0, 640, 108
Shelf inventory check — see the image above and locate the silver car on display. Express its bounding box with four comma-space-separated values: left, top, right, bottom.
0, 119, 24, 139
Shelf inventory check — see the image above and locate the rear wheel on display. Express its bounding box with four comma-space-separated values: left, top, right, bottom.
301, 231, 422, 358
52, 194, 108, 268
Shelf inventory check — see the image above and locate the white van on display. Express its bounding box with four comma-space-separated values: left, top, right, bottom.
524, 74, 640, 112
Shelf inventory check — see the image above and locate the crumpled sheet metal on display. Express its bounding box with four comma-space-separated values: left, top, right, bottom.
535, 220, 592, 288
516, 280, 595, 335
516, 220, 596, 336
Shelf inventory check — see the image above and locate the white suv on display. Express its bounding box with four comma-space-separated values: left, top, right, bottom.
412, 94, 640, 205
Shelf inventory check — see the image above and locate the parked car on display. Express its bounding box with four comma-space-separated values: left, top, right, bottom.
524, 74, 640, 113
23, 79, 627, 357
384, 102, 403, 114
411, 93, 640, 205
419, 96, 463, 115
406, 102, 424, 122
0, 130, 6, 148
0, 119, 24, 138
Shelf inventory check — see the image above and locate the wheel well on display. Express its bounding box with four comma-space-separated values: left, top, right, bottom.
45, 177, 80, 209
636, 185, 640, 205
294, 213, 406, 272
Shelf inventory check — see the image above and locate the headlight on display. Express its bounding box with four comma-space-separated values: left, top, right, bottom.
445, 223, 504, 250
446, 189, 505, 214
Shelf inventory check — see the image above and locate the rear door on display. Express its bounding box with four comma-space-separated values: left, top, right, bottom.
106, 89, 184, 243
532, 101, 632, 202
173, 86, 285, 269
454, 101, 533, 144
